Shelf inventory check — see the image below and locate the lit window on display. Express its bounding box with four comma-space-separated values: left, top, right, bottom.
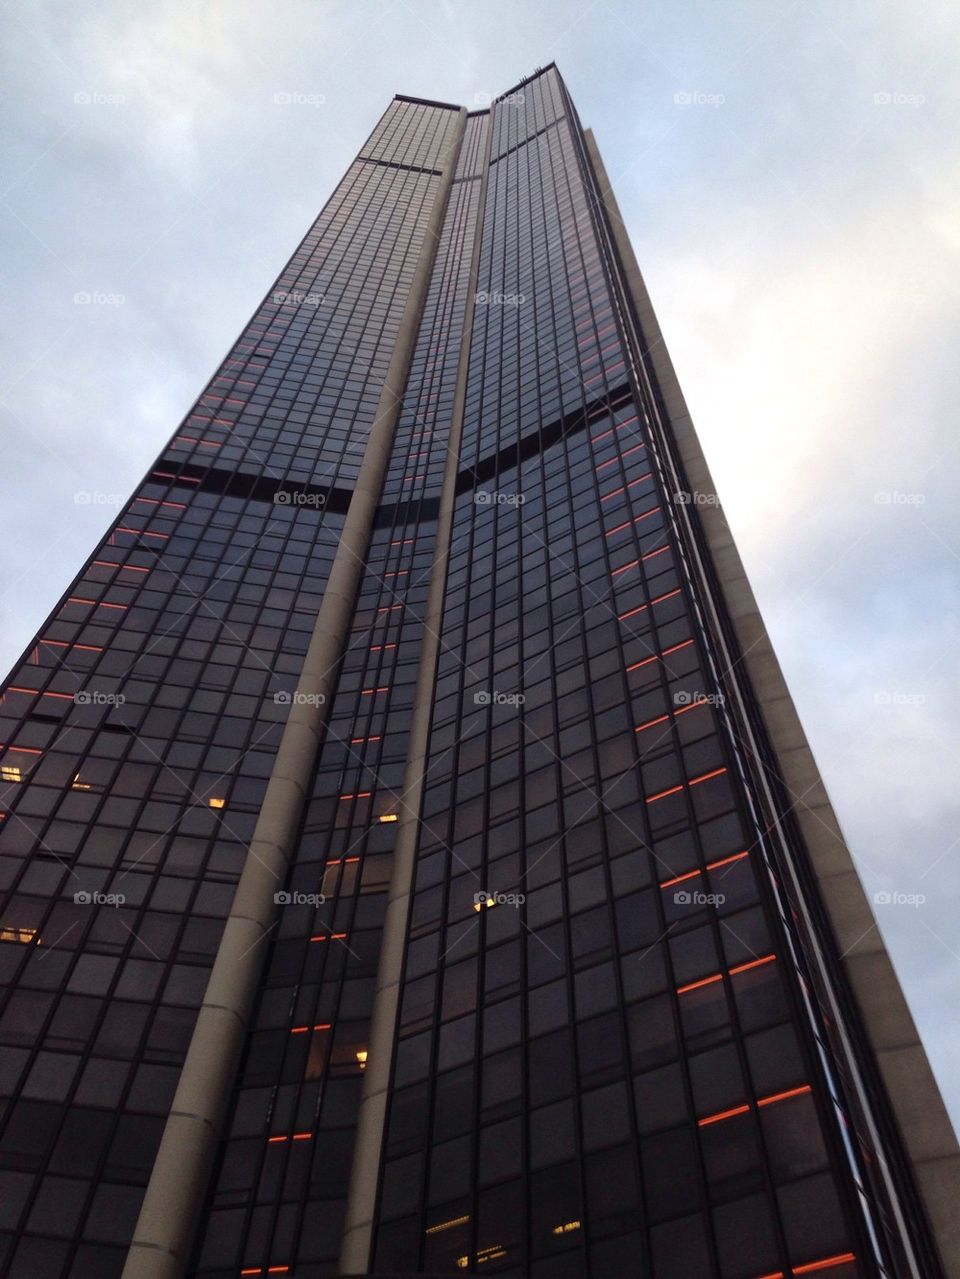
378, 813, 399, 823
457, 1245, 508, 1269
0, 926, 37, 944
1, 766, 21, 784
426, 1215, 470, 1236
356, 1049, 368, 1070
71, 774, 91, 791
208, 797, 226, 809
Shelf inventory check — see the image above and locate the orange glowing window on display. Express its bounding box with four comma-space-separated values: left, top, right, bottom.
605, 504, 660, 537
601, 472, 652, 502
66, 597, 127, 611
618, 588, 682, 623
698, 1083, 812, 1128
676, 954, 775, 996
611, 558, 640, 578
595, 442, 646, 472
659, 850, 749, 889
93, 561, 150, 573
792, 1255, 856, 1275
635, 697, 709, 736
645, 767, 727, 805
208, 797, 226, 810
40, 639, 104, 652
633, 712, 671, 734
114, 527, 168, 541
133, 497, 186, 510
626, 638, 694, 674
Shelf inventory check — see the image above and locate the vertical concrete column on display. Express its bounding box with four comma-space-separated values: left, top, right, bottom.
339, 113, 494, 1275
122, 110, 466, 1279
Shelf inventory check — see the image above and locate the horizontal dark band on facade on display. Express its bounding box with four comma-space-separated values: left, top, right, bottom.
490, 118, 565, 164
358, 156, 443, 176
152, 462, 352, 515
151, 460, 440, 528
372, 496, 440, 528
454, 382, 633, 496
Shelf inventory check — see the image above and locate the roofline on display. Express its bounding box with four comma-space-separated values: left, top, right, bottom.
394, 65, 562, 115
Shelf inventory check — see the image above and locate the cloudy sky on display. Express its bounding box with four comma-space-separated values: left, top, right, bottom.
2, 1, 958, 1124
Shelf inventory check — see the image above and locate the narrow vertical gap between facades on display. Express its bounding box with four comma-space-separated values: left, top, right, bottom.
339, 108, 495, 1277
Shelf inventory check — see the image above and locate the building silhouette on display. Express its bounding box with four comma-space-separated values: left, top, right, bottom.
0, 65, 956, 1279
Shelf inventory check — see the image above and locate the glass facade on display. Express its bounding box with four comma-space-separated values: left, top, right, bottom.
0, 66, 952, 1279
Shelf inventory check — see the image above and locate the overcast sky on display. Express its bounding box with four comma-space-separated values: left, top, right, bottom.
2, 1, 958, 1125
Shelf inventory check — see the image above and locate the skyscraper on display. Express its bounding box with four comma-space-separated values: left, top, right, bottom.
0, 62, 956, 1279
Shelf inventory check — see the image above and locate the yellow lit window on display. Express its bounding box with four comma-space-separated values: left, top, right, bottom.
1, 765, 22, 784
0, 926, 37, 944
425, 1215, 470, 1236
458, 1245, 508, 1269
208, 797, 226, 809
